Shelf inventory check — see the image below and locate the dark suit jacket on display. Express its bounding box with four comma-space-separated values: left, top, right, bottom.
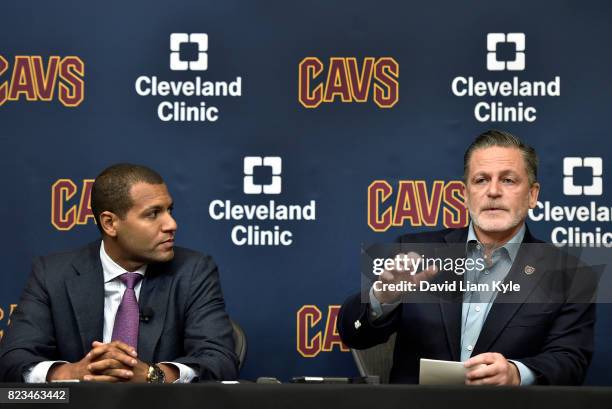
0, 241, 238, 382
338, 227, 596, 385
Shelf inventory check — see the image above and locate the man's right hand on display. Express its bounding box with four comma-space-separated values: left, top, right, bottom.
46, 356, 91, 382
372, 252, 438, 304
46, 340, 138, 382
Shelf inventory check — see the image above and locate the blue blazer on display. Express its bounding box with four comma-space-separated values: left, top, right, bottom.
0, 241, 238, 382
338, 227, 596, 385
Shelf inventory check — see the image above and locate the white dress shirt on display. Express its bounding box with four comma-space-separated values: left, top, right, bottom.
23, 242, 196, 383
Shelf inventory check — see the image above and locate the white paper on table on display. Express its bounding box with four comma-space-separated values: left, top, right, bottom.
419, 358, 466, 385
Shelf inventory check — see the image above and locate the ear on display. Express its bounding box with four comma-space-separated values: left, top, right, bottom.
528, 182, 541, 209
99, 211, 119, 237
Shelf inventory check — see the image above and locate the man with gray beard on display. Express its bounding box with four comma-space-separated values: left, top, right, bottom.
339, 130, 595, 385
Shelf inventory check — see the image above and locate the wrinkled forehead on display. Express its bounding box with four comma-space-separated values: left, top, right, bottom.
468, 146, 527, 176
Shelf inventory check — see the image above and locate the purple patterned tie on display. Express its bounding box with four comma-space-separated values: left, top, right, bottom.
111, 273, 143, 349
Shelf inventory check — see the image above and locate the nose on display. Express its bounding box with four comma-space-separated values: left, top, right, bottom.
162, 212, 178, 233
486, 179, 502, 198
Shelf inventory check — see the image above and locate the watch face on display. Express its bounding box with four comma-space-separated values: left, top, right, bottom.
148, 365, 166, 383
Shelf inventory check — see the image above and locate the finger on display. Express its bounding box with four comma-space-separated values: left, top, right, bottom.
89, 344, 129, 362
466, 377, 489, 386
465, 370, 502, 385
468, 373, 505, 386
88, 358, 120, 372
465, 353, 496, 368
384, 252, 421, 275
85, 341, 104, 360
381, 269, 410, 285
88, 344, 112, 361
380, 269, 397, 282
91, 350, 138, 367
93, 367, 134, 380
414, 266, 438, 283
88, 358, 132, 373
98, 368, 134, 380
465, 364, 498, 380
399, 252, 421, 274
109, 340, 138, 357
83, 374, 122, 383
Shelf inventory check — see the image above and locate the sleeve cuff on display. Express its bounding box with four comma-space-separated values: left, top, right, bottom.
369, 286, 400, 322
23, 361, 68, 383
159, 362, 197, 383
509, 360, 536, 385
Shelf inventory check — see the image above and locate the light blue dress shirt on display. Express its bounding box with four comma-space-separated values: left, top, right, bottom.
369, 223, 536, 385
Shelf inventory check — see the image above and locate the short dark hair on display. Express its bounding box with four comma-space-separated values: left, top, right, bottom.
91, 163, 164, 233
463, 129, 538, 185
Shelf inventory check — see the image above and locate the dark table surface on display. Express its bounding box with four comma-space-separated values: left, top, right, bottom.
1, 383, 612, 409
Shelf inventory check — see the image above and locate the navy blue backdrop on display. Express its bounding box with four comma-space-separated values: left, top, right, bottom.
1, 0, 611, 384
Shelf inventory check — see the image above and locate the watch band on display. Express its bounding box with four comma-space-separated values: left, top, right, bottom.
146, 363, 166, 384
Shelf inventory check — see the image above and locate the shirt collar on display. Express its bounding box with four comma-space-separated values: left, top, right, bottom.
100, 242, 147, 284
466, 222, 525, 263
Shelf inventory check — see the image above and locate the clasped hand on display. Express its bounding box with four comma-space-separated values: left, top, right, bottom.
47, 340, 149, 383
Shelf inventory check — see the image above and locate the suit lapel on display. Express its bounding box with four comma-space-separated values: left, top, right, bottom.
473, 230, 547, 354
136, 263, 172, 363
66, 241, 105, 355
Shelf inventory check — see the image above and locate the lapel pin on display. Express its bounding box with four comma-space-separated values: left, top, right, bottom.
524, 265, 535, 275
354, 320, 362, 330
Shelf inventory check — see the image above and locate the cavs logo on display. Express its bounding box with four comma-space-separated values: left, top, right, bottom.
51, 179, 95, 230
296, 305, 349, 357
368, 180, 469, 232
0, 304, 18, 341
0, 55, 84, 107
298, 57, 399, 108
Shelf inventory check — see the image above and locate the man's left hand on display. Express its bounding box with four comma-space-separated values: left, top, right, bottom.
464, 352, 520, 385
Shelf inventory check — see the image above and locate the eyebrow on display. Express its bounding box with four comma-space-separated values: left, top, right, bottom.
141, 202, 174, 213
472, 169, 520, 177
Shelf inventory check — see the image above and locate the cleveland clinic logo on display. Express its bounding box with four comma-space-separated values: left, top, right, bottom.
529, 157, 610, 247
170, 33, 208, 71
563, 157, 603, 196
243, 157, 282, 195
134, 33, 242, 123
487, 33, 526, 71
450, 32, 560, 123
208, 157, 316, 246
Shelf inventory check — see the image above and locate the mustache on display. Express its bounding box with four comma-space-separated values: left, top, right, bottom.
480, 203, 509, 211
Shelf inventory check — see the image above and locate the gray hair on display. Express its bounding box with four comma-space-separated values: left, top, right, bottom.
463, 129, 538, 185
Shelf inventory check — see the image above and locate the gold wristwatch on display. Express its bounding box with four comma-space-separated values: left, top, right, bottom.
146, 363, 166, 384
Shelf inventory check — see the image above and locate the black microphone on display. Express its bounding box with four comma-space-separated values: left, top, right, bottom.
140, 307, 154, 323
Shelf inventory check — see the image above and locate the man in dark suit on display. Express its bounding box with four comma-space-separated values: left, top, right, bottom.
0, 164, 238, 383
338, 130, 596, 385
